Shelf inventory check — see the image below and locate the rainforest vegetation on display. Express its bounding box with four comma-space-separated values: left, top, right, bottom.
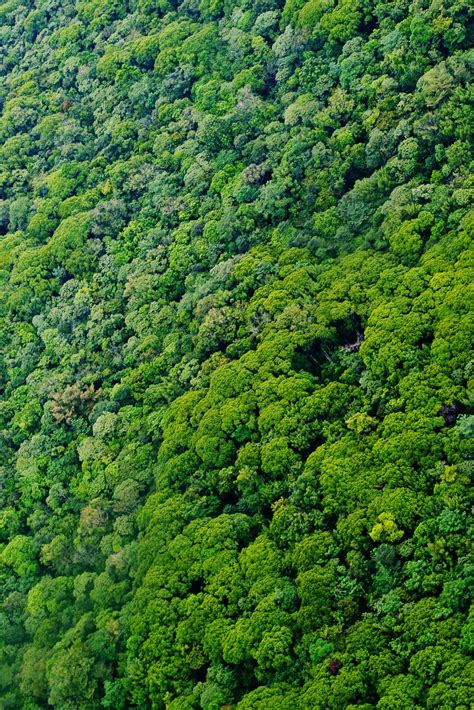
0, 0, 473, 707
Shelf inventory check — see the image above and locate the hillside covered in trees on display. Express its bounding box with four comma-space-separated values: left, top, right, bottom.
0, 0, 473, 707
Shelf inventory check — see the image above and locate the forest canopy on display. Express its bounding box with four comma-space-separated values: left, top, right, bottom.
0, 0, 473, 708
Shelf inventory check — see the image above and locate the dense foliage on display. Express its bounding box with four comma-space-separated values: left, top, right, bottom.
0, 0, 473, 707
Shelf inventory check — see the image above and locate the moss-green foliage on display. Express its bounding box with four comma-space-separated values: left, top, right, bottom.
0, 0, 472, 707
